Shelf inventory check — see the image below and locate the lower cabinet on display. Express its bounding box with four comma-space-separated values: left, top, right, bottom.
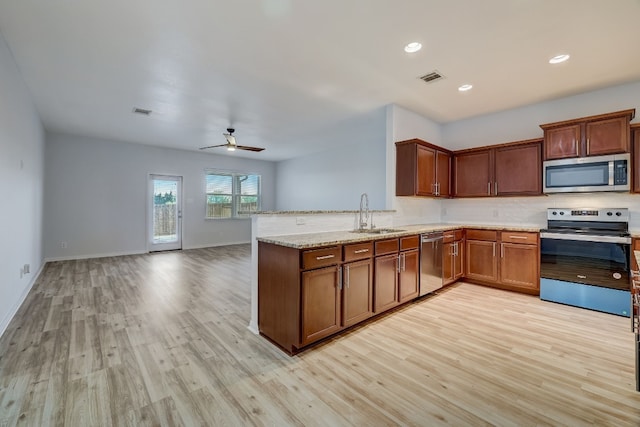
399, 249, 420, 302
342, 258, 374, 327
443, 229, 464, 285
301, 266, 342, 346
465, 229, 539, 294
374, 253, 399, 313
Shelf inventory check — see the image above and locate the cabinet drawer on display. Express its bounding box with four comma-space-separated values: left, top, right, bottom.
443, 229, 463, 243
343, 241, 373, 262
375, 238, 399, 256
302, 246, 341, 270
501, 231, 538, 245
466, 229, 497, 241
400, 235, 419, 251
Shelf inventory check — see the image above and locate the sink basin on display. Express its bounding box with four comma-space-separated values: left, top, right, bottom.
351, 228, 406, 234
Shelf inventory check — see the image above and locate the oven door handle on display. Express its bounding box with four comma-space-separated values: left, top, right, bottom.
540, 232, 631, 244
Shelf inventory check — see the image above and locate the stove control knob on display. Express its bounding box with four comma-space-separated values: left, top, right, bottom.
552, 211, 557, 216
607, 211, 613, 216
616, 211, 622, 216
559, 211, 565, 216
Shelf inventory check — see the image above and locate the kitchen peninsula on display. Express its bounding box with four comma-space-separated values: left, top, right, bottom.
253, 211, 540, 354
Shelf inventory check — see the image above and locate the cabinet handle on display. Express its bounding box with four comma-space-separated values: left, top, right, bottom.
346, 265, 350, 289
501, 243, 504, 258
397, 256, 401, 273
488, 182, 491, 195
316, 254, 335, 260
492, 242, 496, 257
402, 253, 406, 271
338, 266, 343, 290
436, 182, 440, 196
575, 140, 579, 155
508, 235, 528, 240
494, 182, 498, 195
453, 242, 458, 256
354, 249, 369, 254
587, 138, 590, 154
444, 234, 454, 239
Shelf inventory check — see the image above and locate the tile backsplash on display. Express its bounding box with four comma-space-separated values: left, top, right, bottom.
442, 192, 640, 230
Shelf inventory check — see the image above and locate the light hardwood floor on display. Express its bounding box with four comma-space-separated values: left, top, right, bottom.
0, 244, 639, 426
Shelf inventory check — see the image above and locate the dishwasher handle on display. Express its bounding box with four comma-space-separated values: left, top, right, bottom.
421, 233, 443, 243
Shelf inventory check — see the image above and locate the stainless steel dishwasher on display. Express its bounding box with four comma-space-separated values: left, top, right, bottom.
420, 232, 443, 296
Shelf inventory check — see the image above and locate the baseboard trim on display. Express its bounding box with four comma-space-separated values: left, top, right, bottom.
44, 250, 148, 262
0, 262, 45, 339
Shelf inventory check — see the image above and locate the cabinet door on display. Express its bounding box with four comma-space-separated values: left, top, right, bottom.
416, 145, 436, 196
374, 254, 399, 313
398, 250, 420, 303
500, 243, 539, 291
544, 125, 580, 160
465, 240, 498, 282
454, 150, 492, 197
343, 259, 374, 327
586, 116, 629, 156
435, 150, 450, 197
494, 143, 542, 195
442, 242, 455, 284
453, 240, 464, 280
301, 266, 342, 346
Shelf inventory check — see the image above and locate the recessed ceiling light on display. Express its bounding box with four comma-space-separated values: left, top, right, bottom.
549, 54, 570, 64
404, 42, 422, 53
458, 84, 473, 92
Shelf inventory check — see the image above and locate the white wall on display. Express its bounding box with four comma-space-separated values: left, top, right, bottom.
442, 80, 640, 151
43, 133, 276, 260
275, 108, 387, 210
0, 31, 45, 335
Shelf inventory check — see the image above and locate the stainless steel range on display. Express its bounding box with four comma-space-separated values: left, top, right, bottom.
539, 208, 631, 316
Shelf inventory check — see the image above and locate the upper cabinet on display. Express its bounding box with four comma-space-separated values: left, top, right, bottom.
396, 139, 451, 198
453, 139, 542, 197
540, 109, 635, 160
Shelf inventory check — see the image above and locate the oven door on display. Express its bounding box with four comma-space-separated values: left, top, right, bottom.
540, 234, 630, 290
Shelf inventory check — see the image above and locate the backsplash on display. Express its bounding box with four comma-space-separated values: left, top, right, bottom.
443, 193, 640, 230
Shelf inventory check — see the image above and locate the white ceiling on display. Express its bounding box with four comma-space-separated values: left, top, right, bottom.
1, 0, 640, 161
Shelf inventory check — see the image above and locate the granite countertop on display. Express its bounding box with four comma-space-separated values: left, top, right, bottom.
257, 223, 542, 249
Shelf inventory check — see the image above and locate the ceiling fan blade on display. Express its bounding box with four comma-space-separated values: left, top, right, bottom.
236, 145, 265, 152
199, 144, 228, 150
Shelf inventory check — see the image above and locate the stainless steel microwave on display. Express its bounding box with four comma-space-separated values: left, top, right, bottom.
543, 153, 630, 193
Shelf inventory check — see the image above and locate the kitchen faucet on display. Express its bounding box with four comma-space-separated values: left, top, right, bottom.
359, 193, 370, 230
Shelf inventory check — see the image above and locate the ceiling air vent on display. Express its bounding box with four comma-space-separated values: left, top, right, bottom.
419, 70, 444, 84
132, 107, 152, 116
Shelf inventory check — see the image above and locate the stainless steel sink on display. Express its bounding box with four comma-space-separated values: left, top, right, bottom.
350, 228, 406, 234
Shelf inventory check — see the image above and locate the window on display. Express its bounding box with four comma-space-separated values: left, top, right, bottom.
206, 172, 261, 218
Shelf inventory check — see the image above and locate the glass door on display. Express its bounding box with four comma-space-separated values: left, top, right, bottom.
149, 175, 182, 252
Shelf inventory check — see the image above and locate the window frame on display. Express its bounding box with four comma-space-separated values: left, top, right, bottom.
205, 170, 261, 219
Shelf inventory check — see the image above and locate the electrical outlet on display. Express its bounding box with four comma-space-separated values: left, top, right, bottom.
23, 264, 30, 274
61, 241, 68, 249
492, 209, 499, 218
20, 267, 23, 278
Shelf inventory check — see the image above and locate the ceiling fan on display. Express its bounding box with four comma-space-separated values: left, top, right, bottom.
199, 128, 265, 152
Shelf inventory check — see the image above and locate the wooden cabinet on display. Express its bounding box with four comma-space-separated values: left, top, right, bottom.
453, 139, 542, 197
396, 139, 451, 198
499, 232, 539, 292
398, 236, 420, 303
301, 266, 342, 346
466, 230, 499, 282
342, 242, 374, 327
443, 229, 464, 285
494, 143, 542, 195
373, 235, 420, 311
465, 229, 539, 294
632, 124, 640, 193
541, 109, 635, 160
